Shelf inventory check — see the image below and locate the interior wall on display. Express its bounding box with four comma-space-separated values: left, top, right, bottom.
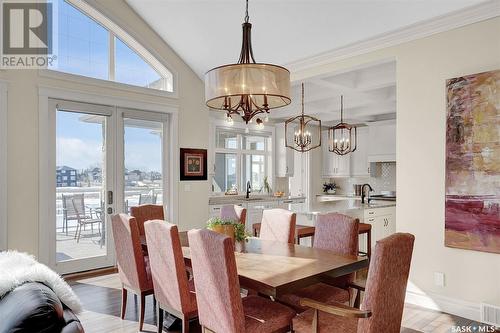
294, 17, 500, 310
0, 0, 208, 258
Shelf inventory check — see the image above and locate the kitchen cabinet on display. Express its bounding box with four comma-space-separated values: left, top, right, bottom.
350, 126, 370, 176
368, 121, 396, 162
359, 206, 396, 253
275, 123, 294, 177
321, 131, 350, 178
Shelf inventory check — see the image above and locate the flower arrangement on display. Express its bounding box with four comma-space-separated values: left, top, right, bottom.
323, 181, 338, 194
206, 217, 249, 242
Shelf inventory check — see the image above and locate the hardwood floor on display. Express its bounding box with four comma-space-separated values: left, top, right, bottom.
70, 273, 493, 333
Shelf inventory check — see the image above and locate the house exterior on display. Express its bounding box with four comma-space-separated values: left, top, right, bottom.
56, 166, 78, 187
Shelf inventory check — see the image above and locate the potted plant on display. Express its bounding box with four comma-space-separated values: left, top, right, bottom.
206, 217, 249, 243
323, 181, 337, 194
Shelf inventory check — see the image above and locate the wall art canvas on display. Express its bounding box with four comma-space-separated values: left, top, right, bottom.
180, 148, 207, 181
445, 69, 500, 254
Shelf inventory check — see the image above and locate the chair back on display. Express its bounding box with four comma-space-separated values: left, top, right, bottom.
259, 208, 296, 244
188, 229, 245, 333
314, 213, 359, 287
130, 204, 164, 236
139, 193, 157, 205
358, 233, 415, 333
144, 220, 195, 314
63, 194, 85, 218
111, 214, 150, 291
220, 205, 247, 226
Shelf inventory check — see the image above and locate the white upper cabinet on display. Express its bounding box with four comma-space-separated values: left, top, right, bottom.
368, 121, 396, 162
321, 131, 350, 178
275, 123, 294, 177
350, 126, 370, 176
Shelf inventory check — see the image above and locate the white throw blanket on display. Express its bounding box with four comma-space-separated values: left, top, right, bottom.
0, 251, 82, 313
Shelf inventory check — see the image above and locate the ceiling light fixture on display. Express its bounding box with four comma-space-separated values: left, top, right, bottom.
285, 83, 322, 153
328, 95, 357, 155
205, 0, 291, 124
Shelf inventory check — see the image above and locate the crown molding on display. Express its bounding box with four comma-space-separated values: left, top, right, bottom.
287, 0, 500, 73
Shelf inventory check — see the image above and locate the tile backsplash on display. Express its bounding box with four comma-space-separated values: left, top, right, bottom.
332, 162, 396, 195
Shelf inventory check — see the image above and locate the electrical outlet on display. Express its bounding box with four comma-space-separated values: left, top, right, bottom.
434, 272, 445, 287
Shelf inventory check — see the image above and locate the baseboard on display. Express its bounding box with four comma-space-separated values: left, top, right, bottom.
405, 290, 481, 322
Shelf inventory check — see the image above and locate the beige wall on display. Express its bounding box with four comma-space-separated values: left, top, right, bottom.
295, 18, 500, 309
0, 0, 209, 257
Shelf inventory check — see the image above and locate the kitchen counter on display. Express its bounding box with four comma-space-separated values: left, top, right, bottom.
208, 195, 306, 205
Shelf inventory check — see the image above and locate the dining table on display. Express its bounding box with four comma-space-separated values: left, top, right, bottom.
141, 231, 368, 298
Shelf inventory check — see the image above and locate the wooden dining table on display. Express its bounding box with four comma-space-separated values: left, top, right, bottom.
141, 231, 368, 298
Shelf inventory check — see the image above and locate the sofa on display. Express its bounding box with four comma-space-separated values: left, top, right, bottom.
0, 282, 84, 333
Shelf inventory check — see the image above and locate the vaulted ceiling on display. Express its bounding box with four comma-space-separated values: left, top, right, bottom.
126, 0, 486, 77
126, 0, 488, 123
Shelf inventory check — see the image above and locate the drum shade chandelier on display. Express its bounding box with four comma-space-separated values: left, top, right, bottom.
285, 83, 322, 153
328, 95, 357, 155
204, 0, 291, 124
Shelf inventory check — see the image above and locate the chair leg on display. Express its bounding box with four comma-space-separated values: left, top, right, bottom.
139, 293, 146, 332
157, 305, 163, 333
74, 223, 79, 239
76, 224, 82, 243
354, 289, 361, 308
182, 315, 190, 333
120, 288, 127, 319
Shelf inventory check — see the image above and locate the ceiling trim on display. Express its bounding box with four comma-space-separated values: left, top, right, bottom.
287, 0, 500, 73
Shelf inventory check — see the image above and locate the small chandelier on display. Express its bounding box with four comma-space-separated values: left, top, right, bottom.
205, 0, 291, 124
285, 83, 322, 153
328, 95, 357, 155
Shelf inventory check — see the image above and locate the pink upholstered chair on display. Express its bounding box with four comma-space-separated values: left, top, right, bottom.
278, 213, 359, 312
293, 233, 415, 333
130, 204, 164, 236
221, 204, 247, 226
259, 208, 296, 244
111, 214, 153, 331
144, 220, 197, 333
188, 228, 296, 333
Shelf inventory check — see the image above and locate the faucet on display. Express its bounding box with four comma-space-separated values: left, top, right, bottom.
361, 183, 373, 204
246, 180, 251, 199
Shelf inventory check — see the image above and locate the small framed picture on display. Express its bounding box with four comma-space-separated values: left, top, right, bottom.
180, 148, 207, 181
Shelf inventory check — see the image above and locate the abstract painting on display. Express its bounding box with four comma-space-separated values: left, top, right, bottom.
445, 69, 500, 254
180, 148, 207, 181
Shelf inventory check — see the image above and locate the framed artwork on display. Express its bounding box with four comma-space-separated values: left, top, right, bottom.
445, 69, 500, 254
180, 148, 207, 181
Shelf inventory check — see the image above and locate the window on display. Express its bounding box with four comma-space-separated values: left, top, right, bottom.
213, 129, 272, 193
50, 0, 173, 92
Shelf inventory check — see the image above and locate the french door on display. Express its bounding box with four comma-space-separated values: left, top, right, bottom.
48, 99, 168, 274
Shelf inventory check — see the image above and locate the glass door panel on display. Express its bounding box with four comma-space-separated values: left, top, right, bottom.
123, 118, 164, 213
55, 110, 108, 264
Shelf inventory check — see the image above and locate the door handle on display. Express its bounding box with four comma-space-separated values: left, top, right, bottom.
107, 207, 113, 214
107, 191, 113, 204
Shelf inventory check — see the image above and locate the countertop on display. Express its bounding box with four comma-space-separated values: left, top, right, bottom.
209, 195, 306, 205
298, 199, 396, 220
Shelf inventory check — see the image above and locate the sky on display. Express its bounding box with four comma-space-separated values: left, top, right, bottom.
53, 0, 164, 173
56, 111, 163, 173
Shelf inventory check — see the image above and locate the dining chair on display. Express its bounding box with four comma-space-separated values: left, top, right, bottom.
188, 228, 296, 333
220, 204, 247, 226
278, 213, 359, 312
259, 208, 296, 244
111, 214, 154, 332
130, 204, 164, 236
292, 233, 415, 333
144, 220, 197, 333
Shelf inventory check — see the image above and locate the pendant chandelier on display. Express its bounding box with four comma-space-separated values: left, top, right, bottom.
285, 83, 322, 152
205, 0, 291, 124
328, 95, 357, 155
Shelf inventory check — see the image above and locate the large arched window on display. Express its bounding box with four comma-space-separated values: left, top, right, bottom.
49, 0, 174, 92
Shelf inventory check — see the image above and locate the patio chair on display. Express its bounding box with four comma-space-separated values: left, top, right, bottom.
69, 194, 103, 243
139, 192, 158, 205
